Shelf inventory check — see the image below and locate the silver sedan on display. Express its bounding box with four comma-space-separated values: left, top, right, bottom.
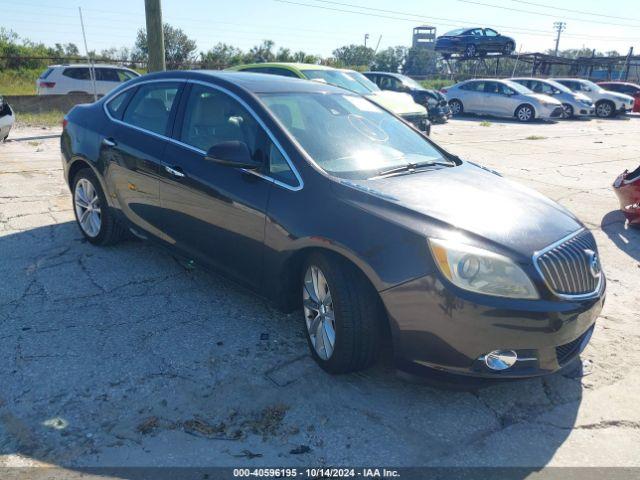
510, 77, 594, 119
443, 79, 563, 122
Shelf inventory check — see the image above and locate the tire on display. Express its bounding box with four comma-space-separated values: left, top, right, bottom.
595, 100, 615, 118
561, 103, 574, 119
503, 42, 514, 55
301, 252, 383, 374
465, 44, 477, 58
72, 168, 126, 246
449, 99, 464, 116
515, 104, 535, 122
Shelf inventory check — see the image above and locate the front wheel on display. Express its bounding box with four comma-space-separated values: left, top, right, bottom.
515, 104, 535, 122
561, 103, 574, 119
595, 100, 615, 118
72, 168, 126, 245
302, 253, 383, 374
449, 99, 464, 116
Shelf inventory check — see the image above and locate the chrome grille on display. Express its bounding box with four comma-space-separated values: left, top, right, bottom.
535, 230, 601, 296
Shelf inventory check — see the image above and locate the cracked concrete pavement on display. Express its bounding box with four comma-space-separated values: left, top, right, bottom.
0, 116, 639, 474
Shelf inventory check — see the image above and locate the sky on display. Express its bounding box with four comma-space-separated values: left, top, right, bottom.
3, 0, 640, 58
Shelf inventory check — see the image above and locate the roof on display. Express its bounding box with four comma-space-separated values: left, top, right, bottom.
130, 70, 349, 94
48, 64, 132, 69
231, 62, 335, 72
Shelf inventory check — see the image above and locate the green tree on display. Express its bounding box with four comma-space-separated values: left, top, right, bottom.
134, 23, 197, 69
200, 43, 244, 69
371, 46, 407, 72
331, 44, 375, 68
403, 47, 437, 75
244, 40, 275, 63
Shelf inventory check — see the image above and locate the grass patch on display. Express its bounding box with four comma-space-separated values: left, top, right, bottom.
15, 110, 65, 128
0, 68, 41, 95
419, 79, 452, 90
479, 121, 492, 127
525, 135, 547, 140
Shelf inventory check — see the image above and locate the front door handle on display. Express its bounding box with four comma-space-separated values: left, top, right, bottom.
102, 137, 117, 147
164, 165, 185, 178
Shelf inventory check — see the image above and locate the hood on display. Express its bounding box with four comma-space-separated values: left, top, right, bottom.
573, 92, 592, 103
340, 162, 581, 256
368, 91, 427, 116
607, 91, 634, 103
528, 93, 562, 106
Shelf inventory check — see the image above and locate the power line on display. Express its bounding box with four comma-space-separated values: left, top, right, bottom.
509, 0, 640, 22
457, 0, 640, 28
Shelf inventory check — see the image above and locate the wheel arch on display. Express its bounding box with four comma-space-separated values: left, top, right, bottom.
67, 157, 116, 208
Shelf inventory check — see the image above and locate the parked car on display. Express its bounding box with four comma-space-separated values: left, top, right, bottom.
61, 70, 605, 378
36, 64, 140, 96
435, 27, 515, 58
597, 81, 640, 113
0, 95, 14, 142
510, 78, 594, 119
227, 63, 431, 134
554, 78, 634, 117
442, 79, 563, 122
613, 165, 640, 227
363, 71, 451, 123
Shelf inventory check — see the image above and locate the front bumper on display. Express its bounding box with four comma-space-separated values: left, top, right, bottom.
381, 274, 605, 378
537, 104, 563, 119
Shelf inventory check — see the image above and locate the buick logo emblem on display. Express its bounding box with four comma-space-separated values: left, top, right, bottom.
585, 250, 601, 278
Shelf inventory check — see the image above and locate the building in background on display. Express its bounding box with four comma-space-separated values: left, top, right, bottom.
412, 26, 436, 50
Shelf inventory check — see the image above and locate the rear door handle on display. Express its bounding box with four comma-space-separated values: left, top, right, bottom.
164, 165, 185, 178
102, 137, 117, 147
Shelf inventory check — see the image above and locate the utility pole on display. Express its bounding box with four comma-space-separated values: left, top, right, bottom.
78, 7, 98, 101
553, 21, 566, 57
364, 33, 369, 47
145, 0, 166, 71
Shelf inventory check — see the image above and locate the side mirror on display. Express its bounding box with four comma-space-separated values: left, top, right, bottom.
204, 141, 261, 170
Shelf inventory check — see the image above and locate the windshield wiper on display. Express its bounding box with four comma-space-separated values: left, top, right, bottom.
376, 161, 453, 177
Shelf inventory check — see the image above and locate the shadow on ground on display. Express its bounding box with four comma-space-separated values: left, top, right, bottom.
601, 210, 640, 262
0, 222, 584, 473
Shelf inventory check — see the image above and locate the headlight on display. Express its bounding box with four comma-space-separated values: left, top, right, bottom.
428, 239, 539, 299
579, 99, 592, 106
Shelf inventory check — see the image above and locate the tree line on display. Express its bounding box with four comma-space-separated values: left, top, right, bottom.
0, 25, 623, 76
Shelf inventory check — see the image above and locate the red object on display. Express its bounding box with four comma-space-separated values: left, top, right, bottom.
613, 165, 640, 226
62, 118, 68, 129
39, 81, 56, 88
598, 81, 640, 113
440, 88, 448, 94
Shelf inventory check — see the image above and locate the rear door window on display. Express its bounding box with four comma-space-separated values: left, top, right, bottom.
122, 83, 181, 135
63, 68, 91, 80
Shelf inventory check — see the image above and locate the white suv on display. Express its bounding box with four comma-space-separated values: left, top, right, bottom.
554, 78, 634, 117
36, 65, 140, 96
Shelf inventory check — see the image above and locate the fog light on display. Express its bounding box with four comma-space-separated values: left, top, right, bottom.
483, 350, 517, 370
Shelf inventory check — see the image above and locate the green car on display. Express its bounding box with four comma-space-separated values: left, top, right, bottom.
226, 63, 431, 135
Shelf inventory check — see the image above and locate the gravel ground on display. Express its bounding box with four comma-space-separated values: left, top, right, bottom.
0, 115, 639, 475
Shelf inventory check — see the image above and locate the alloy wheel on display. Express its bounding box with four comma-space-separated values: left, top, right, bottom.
303, 265, 336, 360
517, 106, 533, 122
450, 100, 462, 115
503, 43, 513, 55
596, 102, 612, 117
465, 45, 476, 57
561, 103, 573, 119
74, 178, 102, 237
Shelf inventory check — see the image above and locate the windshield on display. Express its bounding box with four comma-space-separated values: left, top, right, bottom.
444, 28, 466, 36
342, 70, 381, 92
395, 74, 425, 90
503, 80, 532, 95
303, 69, 373, 95
544, 79, 572, 94
581, 79, 605, 93
259, 92, 451, 180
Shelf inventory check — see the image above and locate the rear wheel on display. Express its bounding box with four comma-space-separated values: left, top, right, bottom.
595, 100, 615, 118
302, 253, 383, 374
72, 168, 126, 245
515, 104, 535, 122
561, 103, 574, 119
449, 99, 464, 116
503, 42, 514, 55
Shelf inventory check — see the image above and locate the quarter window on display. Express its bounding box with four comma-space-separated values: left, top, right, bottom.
106, 89, 134, 119
122, 83, 180, 135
